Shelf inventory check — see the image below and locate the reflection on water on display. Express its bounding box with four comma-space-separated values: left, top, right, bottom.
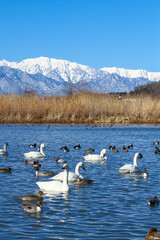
0, 124, 160, 239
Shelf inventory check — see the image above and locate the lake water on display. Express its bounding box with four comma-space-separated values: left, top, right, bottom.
0, 124, 159, 240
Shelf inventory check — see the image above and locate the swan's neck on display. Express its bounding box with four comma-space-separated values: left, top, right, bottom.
63, 169, 69, 186
133, 154, 138, 166
100, 151, 105, 157
75, 164, 81, 176
40, 147, 45, 156
4, 144, 7, 152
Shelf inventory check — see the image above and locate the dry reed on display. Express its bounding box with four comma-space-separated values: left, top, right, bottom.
0, 93, 160, 124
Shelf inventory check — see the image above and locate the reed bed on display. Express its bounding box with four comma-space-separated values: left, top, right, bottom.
0, 93, 160, 124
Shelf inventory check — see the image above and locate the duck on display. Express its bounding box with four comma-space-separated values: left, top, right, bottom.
148, 196, 159, 206
146, 228, 160, 239
111, 146, 119, 152
85, 148, 94, 153
118, 152, 143, 174
56, 157, 67, 164
153, 141, 159, 145
36, 164, 70, 193
0, 167, 11, 173
139, 168, 148, 178
24, 143, 45, 159
85, 148, 95, 154
127, 144, 133, 149
74, 144, 81, 149
34, 166, 56, 177
29, 143, 36, 148
21, 201, 42, 213
60, 146, 69, 152
24, 160, 41, 168
83, 149, 107, 162
50, 161, 86, 182
19, 190, 44, 201
76, 177, 94, 185
124, 148, 128, 152
0, 142, 9, 155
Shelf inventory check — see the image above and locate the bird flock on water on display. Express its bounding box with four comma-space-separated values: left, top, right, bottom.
0, 129, 160, 239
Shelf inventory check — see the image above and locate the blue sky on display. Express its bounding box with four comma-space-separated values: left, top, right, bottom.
0, 0, 159, 72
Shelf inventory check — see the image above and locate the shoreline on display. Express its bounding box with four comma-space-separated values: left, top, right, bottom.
0, 93, 159, 125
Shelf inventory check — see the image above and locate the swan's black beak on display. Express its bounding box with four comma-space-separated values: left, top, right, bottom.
83, 166, 86, 171
138, 153, 143, 158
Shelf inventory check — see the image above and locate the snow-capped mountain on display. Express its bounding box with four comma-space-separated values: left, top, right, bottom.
0, 57, 158, 95
101, 67, 160, 82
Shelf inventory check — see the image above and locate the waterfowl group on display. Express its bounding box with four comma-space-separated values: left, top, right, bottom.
1, 130, 157, 239
36, 164, 70, 193
24, 143, 46, 159
118, 153, 143, 174
50, 161, 86, 182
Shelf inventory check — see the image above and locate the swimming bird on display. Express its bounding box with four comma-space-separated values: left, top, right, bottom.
24, 143, 45, 159
85, 148, 95, 154
74, 144, 81, 149
50, 161, 86, 182
148, 196, 159, 206
60, 146, 69, 152
29, 143, 36, 148
146, 228, 160, 239
24, 160, 41, 168
0, 167, 11, 173
36, 164, 70, 193
111, 146, 119, 152
34, 166, 56, 177
83, 149, 107, 162
21, 201, 42, 213
19, 191, 44, 201
0, 142, 9, 155
153, 141, 159, 145
76, 177, 94, 185
139, 168, 148, 178
118, 152, 143, 174
56, 157, 67, 164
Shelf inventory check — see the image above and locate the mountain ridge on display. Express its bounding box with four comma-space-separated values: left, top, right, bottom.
0, 57, 158, 95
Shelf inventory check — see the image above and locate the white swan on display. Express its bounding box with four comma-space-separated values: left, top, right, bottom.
0, 142, 9, 155
118, 152, 143, 174
50, 161, 86, 182
36, 164, 70, 193
24, 143, 45, 159
83, 149, 107, 162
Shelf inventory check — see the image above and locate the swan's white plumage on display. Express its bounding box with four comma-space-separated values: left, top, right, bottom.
36, 164, 70, 193
118, 152, 143, 174
24, 143, 45, 159
0, 142, 8, 156
83, 149, 107, 162
50, 161, 85, 182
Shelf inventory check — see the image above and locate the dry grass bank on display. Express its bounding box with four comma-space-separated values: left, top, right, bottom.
0, 93, 159, 124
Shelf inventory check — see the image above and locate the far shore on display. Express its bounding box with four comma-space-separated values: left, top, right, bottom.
0, 92, 159, 125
